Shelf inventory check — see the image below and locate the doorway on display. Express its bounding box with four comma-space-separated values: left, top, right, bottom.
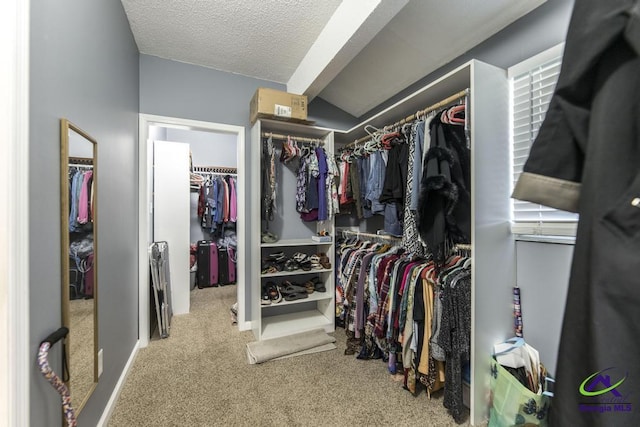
138, 114, 246, 348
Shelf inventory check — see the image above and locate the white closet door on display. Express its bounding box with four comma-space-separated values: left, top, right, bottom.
153, 140, 190, 315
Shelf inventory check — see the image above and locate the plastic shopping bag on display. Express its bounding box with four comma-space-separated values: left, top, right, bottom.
489, 338, 551, 427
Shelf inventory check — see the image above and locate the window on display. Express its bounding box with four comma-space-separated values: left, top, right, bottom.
509, 43, 578, 237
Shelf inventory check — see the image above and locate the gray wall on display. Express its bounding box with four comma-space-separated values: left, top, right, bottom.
307, 96, 359, 130
140, 54, 284, 125
29, 1, 139, 425
140, 54, 285, 325
516, 241, 573, 375
166, 128, 237, 168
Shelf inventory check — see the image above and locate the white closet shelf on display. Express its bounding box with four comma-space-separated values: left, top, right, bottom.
261, 268, 332, 278
260, 309, 333, 340
261, 238, 333, 248
259, 118, 334, 139
251, 119, 336, 343
261, 291, 332, 308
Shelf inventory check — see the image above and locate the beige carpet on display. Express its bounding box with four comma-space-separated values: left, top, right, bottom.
68, 297, 95, 410
109, 286, 471, 426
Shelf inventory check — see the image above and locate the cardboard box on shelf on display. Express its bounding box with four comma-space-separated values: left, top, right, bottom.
250, 88, 307, 124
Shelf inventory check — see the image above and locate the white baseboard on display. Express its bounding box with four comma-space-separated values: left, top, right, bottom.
97, 340, 140, 427
238, 320, 253, 332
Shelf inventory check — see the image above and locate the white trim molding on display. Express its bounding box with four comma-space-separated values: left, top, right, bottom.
1, 0, 30, 425
97, 341, 140, 426
138, 114, 247, 346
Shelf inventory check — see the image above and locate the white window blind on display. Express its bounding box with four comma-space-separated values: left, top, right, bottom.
510, 45, 578, 236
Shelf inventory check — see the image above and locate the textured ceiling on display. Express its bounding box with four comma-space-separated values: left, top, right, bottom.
121, 0, 342, 83
121, 0, 546, 118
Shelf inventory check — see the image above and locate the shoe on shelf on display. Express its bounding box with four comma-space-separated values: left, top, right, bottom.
292, 252, 308, 263
317, 253, 331, 269
284, 258, 299, 271
268, 251, 286, 262
266, 281, 282, 304
278, 280, 307, 296
261, 231, 278, 243
308, 255, 323, 270
299, 259, 312, 271
261, 284, 271, 306
261, 261, 281, 274
310, 276, 326, 292
283, 291, 308, 301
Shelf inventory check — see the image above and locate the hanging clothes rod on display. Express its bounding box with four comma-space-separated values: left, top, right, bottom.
193, 165, 237, 174
262, 132, 324, 145
345, 88, 469, 149
340, 229, 402, 242
68, 156, 93, 165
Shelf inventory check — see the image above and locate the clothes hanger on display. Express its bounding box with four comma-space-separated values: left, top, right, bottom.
447, 104, 466, 125
401, 123, 413, 138
381, 132, 398, 150
440, 109, 450, 124
363, 138, 378, 154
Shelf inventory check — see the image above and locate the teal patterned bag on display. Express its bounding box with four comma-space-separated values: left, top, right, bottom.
488, 361, 551, 427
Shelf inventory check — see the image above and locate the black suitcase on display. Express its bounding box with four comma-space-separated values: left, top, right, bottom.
209, 242, 218, 286
197, 240, 212, 288
227, 247, 236, 284
218, 246, 229, 285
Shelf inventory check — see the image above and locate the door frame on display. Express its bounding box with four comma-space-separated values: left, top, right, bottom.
1, 0, 30, 424
138, 114, 246, 348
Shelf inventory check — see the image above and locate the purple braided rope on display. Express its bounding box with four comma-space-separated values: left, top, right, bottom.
37, 342, 77, 427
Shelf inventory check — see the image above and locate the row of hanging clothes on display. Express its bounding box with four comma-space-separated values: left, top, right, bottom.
262, 134, 340, 224
68, 162, 95, 299
336, 92, 471, 267
68, 165, 94, 233
194, 170, 238, 238
336, 232, 471, 423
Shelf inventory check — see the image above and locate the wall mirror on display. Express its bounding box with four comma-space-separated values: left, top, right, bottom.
60, 118, 98, 415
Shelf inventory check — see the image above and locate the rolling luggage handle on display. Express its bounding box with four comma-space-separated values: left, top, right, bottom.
37, 326, 77, 427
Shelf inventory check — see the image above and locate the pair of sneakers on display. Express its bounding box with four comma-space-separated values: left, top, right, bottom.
261, 281, 281, 305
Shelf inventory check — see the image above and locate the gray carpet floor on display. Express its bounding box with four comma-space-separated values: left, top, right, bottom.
109, 285, 470, 426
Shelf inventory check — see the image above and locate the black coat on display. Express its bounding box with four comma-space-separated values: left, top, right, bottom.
418, 115, 470, 266
512, 1, 640, 425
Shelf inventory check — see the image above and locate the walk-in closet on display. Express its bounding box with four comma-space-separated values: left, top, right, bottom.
17, 1, 611, 426
329, 60, 513, 424
147, 126, 240, 327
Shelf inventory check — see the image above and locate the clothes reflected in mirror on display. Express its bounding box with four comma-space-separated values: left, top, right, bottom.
61, 119, 99, 416
68, 162, 94, 301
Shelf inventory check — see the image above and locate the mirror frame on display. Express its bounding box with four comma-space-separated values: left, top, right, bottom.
60, 118, 99, 414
